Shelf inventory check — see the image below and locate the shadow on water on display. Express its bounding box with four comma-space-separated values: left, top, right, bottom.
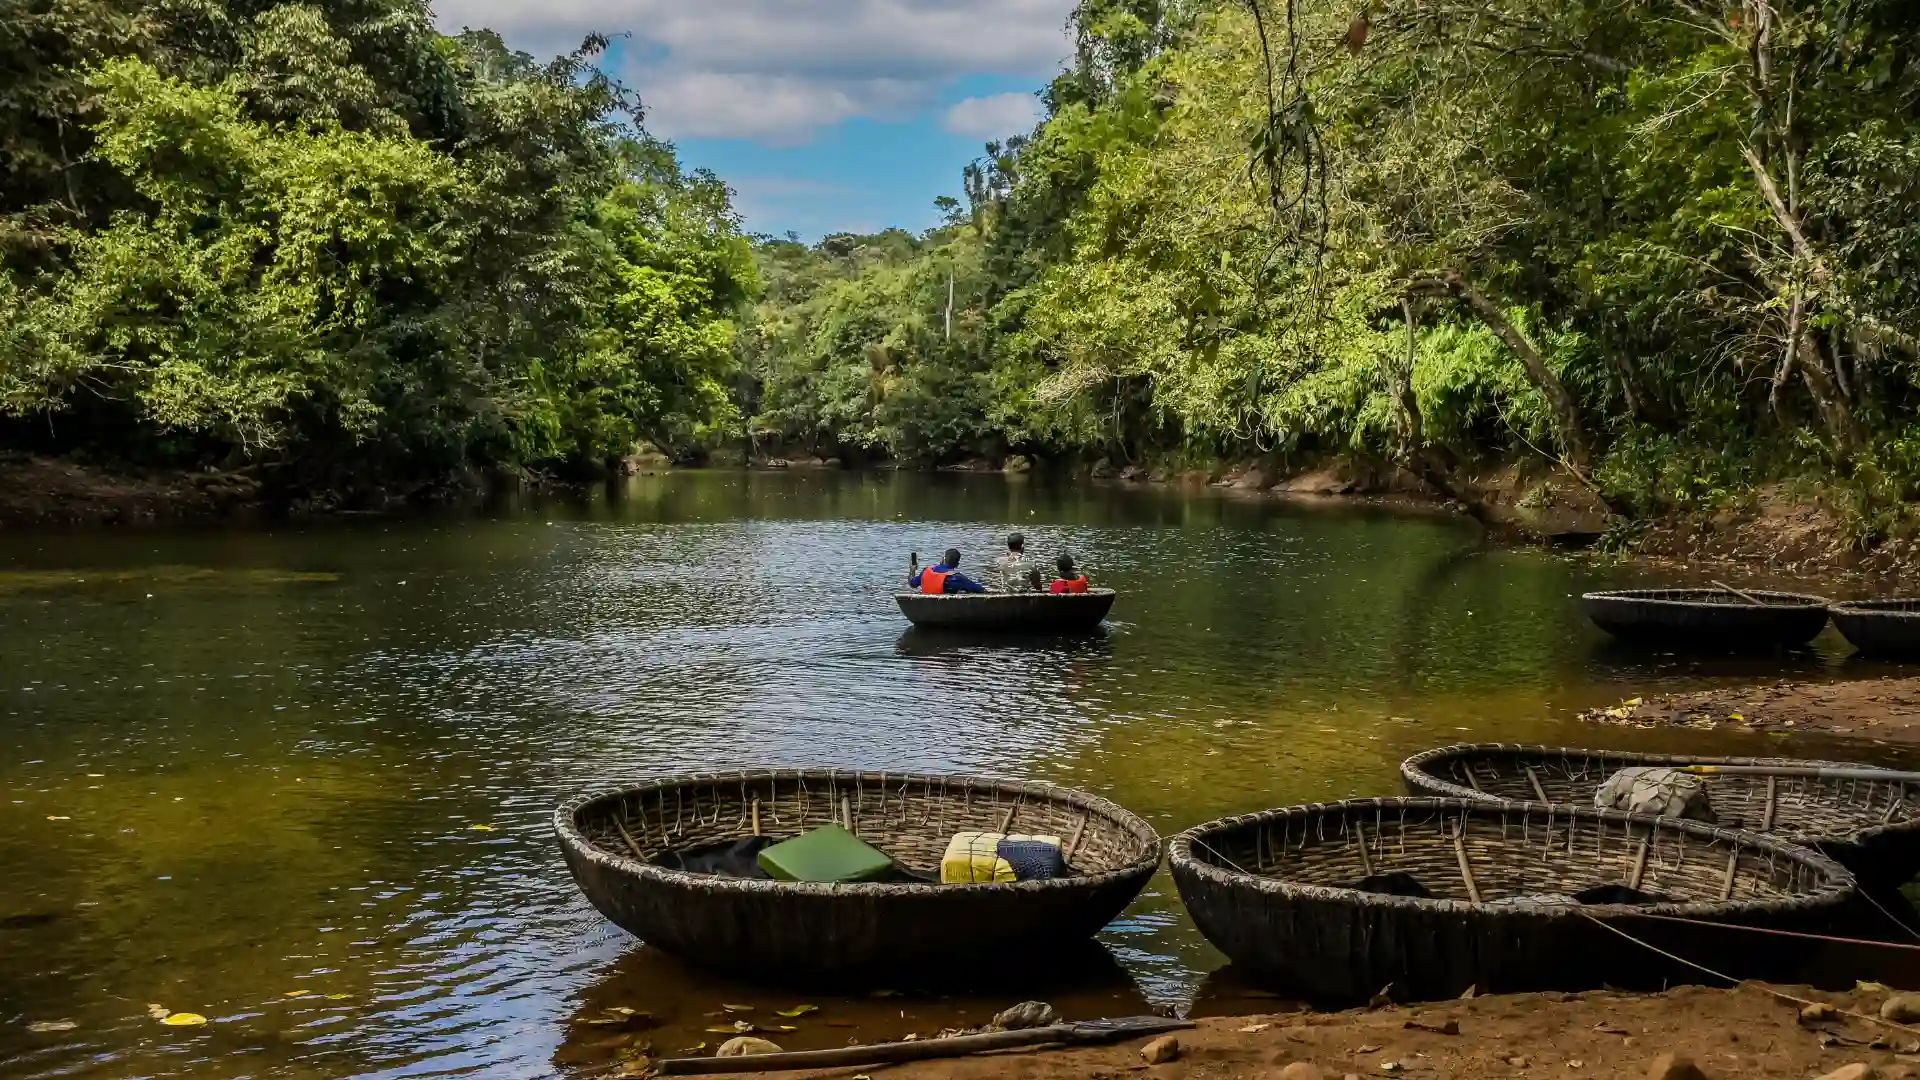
893, 626, 1114, 659
552, 941, 1153, 1072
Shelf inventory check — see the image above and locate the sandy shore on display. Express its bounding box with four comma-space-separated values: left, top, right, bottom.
1576, 677, 1920, 748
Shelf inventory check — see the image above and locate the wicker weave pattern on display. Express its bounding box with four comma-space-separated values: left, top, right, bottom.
1169, 797, 1855, 1000
1831, 599, 1920, 658
1580, 588, 1831, 648
556, 770, 1160, 976
894, 590, 1116, 631
1401, 743, 1920, 883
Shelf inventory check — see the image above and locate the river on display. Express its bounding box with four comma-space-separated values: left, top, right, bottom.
0, 470, 1888, 1078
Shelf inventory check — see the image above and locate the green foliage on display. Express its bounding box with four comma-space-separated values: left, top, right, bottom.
0, 1, 753, 493
744, 0, 1920, 545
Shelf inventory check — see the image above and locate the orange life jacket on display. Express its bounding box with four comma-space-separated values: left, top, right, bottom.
920, 568, 951, 594
1051, 575, 1088, 594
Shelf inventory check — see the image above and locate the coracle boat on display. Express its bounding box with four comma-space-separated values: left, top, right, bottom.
556, 769, 1160, 977
894, 589, 1117, 632
1580, 588, 1830, 649
1402, 743, 1920, 884
1830, 599, 1920, 660
1169, 797, 1855, 1002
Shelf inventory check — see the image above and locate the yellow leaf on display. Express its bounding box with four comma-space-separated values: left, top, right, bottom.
1728, 713, 1744, 721
161, 1013, 208, 1027
721, 1004, 754, 1012
325, 994, 353, 1001
775, 1005, 819, 1017
284, 991, 308, 997
469, 824, 496, 832
45, 816, 70, 821
769, 1024, 798, 1032
678, 1043, 707, 1054
1623, 697, 1642, 707
704, 1026, 741, 1034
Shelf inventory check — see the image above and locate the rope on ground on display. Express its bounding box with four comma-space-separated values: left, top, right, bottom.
1578, 913, 1920, 1038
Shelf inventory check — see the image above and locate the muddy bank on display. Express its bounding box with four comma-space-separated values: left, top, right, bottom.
0, 453, 259, 525
679, 982, 1912, 1080
1577, 677, 1920, 748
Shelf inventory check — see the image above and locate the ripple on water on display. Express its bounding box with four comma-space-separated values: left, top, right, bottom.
0, 471, 1874, 1079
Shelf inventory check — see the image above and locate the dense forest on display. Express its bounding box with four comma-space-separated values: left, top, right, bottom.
742, 0, 1920, 543
7, 0, 1920, 539
0, 0, 753, 502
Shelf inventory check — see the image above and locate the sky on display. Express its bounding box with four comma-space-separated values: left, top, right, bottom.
429, 0, 1080, 240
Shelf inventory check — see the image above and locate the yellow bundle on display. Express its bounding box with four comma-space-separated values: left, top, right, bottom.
940, 831, 1063, 884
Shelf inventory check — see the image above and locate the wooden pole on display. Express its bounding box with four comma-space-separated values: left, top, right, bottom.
1710, 579, 1767, 606
1627, 834, 1650, 892
1451, 825, 1482, 904
1524, 766, 1549, 804
1355, 821, 1376, 878
1761, 776, 1779, 832
1682, 764, 1920, 783
613, 817, 645, 860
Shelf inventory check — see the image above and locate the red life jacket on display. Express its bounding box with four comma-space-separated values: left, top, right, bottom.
920, 568, 951, 594
1050, 575, 1088, 594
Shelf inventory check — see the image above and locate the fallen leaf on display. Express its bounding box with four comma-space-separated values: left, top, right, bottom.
1357, 1044, 1382, 1054
45, 816, 70, 821
325, 994, 353, 1001
161, 1013, 208, 1027
732, 1021, 753, 1033
1239, 1023, 1272, 1033
1569, 1060, 1585, 1069
770, 1025, 798, 1032
678, 1042, 707, 1054
469, 825, 496, 832
775, 1005, 819, 1017
722, 1004, 754, 1013
27, 1020, 76, 1033
1380, 1062, 1403, 1073
704, 1026, 740, 1034
283, 991, 308, 997
1728, 713, 1744, 721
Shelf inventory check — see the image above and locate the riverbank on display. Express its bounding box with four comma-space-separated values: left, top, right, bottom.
1578, 676, 1920, 747
704, 982, 1900, 1080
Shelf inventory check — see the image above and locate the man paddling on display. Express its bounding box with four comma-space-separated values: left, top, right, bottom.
909, 548, 988, 594
990, 532, 1043, 593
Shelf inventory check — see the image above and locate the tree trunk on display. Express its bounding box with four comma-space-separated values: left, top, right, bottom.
1388, 297, 1488, 522
1409, 270, 1594, 472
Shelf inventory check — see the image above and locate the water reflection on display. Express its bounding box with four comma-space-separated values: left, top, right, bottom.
0, 470, 1896, 1078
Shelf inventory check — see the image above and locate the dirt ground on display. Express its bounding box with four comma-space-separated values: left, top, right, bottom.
0, 453, 255, 525
652, 982, 1918, 1080
1576, 677, 1920, 748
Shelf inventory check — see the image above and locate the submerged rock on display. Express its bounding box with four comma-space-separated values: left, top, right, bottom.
716, 1036, 783, 1057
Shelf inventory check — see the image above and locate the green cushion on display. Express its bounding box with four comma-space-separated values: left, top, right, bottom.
756, 824, 896, 883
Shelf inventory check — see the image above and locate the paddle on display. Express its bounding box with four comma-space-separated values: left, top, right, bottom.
653, 1016, 1194, 1076
1679, 764, 1920, 783
1710, 579, 1767, 606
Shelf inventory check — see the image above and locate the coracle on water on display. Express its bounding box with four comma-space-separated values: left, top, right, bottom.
556, 769, 1159, 977
894, 590, 1117, 631
1169, 797, 1855, 1002
1830, 598, 1920, 660
1580, 588, 1830, 649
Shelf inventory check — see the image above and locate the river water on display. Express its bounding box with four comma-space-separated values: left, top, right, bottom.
0, 471, 1889, 1078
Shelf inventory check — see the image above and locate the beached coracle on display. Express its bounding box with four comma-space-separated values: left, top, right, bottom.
1169, 797, 1855, 1001
1580, 588, 1830, 649
1830, 598, 1920, 660
894, 589, 1117, 631
1402, 743, 1920, 883
556, 770, 1159, 977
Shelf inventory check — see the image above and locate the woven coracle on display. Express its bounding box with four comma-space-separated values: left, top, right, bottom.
1580, 588, 1830, 649
1831, 599, 1920, 659
894, 589, 1116, 631
1402, 743, 1920, 884
1169, 797, 1855, 1002
556, 769, 1160, 976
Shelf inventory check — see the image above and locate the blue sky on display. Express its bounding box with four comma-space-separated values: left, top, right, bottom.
432, 1, 1077, 240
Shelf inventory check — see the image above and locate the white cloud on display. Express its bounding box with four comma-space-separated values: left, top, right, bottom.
432, 0, 1077, 142
944, 92, 1042, 138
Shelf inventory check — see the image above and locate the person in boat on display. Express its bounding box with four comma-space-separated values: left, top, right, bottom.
990, 532, 1043, 592
910, 548, 989, 594
1049, 554, 1089, 593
